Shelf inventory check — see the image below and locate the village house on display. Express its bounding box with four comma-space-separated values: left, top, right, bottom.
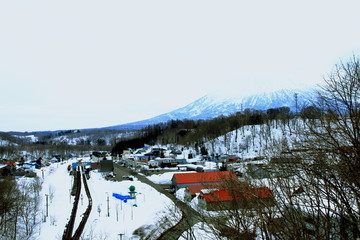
198, 186, 274, 211
184, 181, 248, 201
171, 171, 237, 191
0, 161, 16, 177
0, 164, 8, 177
219, 154, 239, 163
184, 184, 220, 202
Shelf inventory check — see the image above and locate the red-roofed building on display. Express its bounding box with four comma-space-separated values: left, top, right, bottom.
184, 181, 249, 201
2, 161, 17, 167
198, 186, 274, 211
184, 184, 221, 201
0, 161, 16, 177
171, 171, 238, 191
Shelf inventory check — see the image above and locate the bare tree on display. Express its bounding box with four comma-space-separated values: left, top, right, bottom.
266, 56, 360, 239
0, 177, 42, 240
0, 178, 19, 239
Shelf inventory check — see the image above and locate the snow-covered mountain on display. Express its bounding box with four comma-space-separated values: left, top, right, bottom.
108, 88, 317, 130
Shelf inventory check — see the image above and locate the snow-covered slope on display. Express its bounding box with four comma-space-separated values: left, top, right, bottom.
109, 88, 317, 129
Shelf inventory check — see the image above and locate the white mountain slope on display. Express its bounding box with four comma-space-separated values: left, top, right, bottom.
109, 88, 317, 129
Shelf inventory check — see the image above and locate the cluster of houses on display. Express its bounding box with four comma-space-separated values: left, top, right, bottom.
120, 146, 249, 172
115, 146, 278, 211
171, 171, 274, 211
0, 158, 42, 178
120, 146, 294, 182
0, 155, 69, 179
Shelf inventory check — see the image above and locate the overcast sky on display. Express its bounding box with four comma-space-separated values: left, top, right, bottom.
1, 0, 360, 132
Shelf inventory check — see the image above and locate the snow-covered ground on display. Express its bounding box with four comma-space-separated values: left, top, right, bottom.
28, 160, 225, 240
9, 120, 305, 239
36, 158, 176, 240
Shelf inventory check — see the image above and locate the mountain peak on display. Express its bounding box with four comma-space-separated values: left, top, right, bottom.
106, 88, 317, 130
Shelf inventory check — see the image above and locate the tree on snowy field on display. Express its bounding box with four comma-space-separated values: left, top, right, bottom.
0, 178, 42, 240
0, 178, 19, 239
265, 56, 360, 239
306, 56, 359, 237
16, 180, 42, 239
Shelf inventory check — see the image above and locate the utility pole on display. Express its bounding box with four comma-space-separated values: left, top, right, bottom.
45, 194, 49, 217
106, 192, 110, 217
131, 205, 133, 220
116, 204, 119, 222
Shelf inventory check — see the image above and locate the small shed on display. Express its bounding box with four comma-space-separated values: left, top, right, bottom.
219, 154, 239, 163
99, 160, 114, 172
91, 162, 100, 170
247, 164, 271, 179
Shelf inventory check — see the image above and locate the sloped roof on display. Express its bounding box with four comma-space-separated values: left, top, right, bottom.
186, 181, 248, 196
1, 162, 16, 167
173, 171, 237, 185
186, 184, 221, 196
0, 164, 7, 169
201, 187, 273, 203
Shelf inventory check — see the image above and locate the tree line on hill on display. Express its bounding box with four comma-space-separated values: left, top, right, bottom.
111, 103, 322, 155
0, 129, 135, 161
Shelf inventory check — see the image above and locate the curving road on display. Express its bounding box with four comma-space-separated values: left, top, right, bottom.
113, 164, 202, 240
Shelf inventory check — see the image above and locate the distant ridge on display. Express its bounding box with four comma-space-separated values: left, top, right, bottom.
104, 88, 317, 130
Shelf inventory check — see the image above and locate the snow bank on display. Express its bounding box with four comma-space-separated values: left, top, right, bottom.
147, 171, 187, 184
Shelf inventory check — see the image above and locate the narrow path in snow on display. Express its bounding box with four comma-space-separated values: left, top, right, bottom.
113, 164, 202, 239
72, 169, 92, 240
62, 166, 93, 240
62, 168, 82, 239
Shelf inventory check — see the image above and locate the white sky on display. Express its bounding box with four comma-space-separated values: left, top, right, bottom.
1, 0, 360, 132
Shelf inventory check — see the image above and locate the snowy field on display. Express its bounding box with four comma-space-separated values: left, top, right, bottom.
35, 158, 176, 240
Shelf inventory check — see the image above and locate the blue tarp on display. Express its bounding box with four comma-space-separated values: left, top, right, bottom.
112, 193, 131, 203
25, 163, 36, 166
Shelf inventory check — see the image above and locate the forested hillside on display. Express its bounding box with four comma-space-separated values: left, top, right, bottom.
111, 105, 316, 155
